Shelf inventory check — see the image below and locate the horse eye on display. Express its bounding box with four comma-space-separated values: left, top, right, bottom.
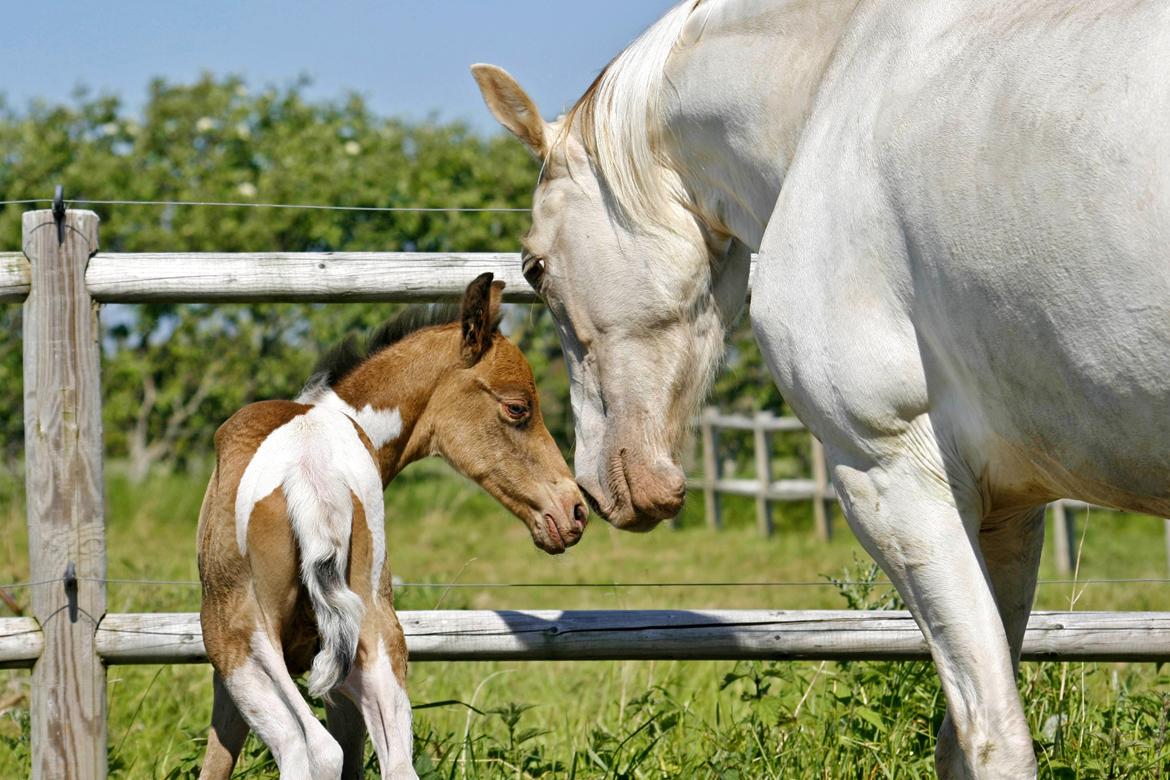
521, 253, 546, 291
504, 402, 529, 420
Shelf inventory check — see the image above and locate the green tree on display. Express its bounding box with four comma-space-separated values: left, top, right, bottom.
0, 74, 780, 478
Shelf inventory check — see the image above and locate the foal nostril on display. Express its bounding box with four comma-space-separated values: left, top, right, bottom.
573, 502, 588, 530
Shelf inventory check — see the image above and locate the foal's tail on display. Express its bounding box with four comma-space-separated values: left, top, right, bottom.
284, 439, 366, 700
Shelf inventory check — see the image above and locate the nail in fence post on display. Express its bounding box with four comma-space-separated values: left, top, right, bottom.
23, 205, 107, 779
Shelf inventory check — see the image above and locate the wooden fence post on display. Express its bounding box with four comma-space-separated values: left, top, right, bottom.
810, 436, 832, 541
753, 412, 773, 536
1050, 501, 1076, 575
23, 208, 106, 779
1165, 519, 1170, 578
700, 409, 722, 529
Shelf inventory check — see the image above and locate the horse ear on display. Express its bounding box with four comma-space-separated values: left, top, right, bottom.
460, 273, 504, 365
471, 64, 547, 158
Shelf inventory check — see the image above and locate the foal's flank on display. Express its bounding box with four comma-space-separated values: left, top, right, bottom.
196, 273, 586, 780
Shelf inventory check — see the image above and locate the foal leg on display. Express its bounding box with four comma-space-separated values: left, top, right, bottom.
326, 696, 368, 779
198, 673, 250, 780
341, 613, 416, 780
219, 631, 346, 780
935, 505, 1046, 775
831, 444, 1037, 779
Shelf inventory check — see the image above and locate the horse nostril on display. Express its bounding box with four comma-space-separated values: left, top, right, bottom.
573, 502, 587, 529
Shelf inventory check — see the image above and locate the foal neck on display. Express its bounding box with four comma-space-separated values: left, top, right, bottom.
308, 325, 459, 484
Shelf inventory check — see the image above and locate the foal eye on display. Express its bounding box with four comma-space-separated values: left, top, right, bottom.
503, 402, 529, 420
521, 253, 546, 291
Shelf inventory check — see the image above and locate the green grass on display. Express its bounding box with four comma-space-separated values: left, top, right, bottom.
2, 461, 1170, 777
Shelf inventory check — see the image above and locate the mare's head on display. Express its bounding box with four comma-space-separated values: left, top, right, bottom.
472, 39, 749, 531
427, 273, 587, 553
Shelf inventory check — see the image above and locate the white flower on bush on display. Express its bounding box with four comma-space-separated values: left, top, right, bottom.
344, 140, 361, 156
237, 182, 257, 198
195, 117, 216, 133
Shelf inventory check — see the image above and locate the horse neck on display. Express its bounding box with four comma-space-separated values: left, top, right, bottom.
319, 327, 457, 484
663, 0, 859, 249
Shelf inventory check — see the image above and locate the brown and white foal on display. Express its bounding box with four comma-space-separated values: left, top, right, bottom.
197, 274, 586, 779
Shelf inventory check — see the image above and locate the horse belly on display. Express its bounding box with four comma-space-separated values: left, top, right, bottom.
881, 5, 1170, 509
758, 0, 1170, 511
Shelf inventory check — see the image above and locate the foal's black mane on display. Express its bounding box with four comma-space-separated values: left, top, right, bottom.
308, 304, 462, 389
303, 301, 507, 393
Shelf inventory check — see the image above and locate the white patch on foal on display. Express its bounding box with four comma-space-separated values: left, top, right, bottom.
303, 386, 404, 450
223, 630, 345, 778
234, 404, 387, 590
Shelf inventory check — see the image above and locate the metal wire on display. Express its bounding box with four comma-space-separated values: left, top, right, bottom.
0, 197, 529, 214
4, 575, 1170, 592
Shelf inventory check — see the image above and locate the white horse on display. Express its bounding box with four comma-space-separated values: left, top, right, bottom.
472, 0, 1170, 776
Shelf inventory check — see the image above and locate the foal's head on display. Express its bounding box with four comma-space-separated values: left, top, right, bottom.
430, 274, 587, 553
307, 275, 585, 552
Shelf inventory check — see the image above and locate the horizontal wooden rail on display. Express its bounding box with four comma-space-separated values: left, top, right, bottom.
0, 252, 30, 302
696, 477, 838, 502
4, 610, 1170, 669
701, 412, 807, 433
0, 251, 764, 304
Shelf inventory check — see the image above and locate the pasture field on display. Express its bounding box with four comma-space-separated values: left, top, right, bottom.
2, 462, 1170, 778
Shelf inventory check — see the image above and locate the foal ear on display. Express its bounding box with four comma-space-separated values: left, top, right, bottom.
471, 64, 547, 158
460, 272, 505, 365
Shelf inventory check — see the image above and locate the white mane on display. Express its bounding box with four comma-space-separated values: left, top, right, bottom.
565, 0, 709, 231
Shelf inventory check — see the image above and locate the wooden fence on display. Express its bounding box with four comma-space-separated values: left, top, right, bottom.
695, 408, 1170, 575
3, 207, 1170, 778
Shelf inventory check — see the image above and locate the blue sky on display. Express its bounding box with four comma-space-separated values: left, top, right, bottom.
4, 1, 675, 133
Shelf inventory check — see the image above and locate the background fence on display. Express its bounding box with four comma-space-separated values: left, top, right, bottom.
694, 408, 1170, 575
2, 204, 1170, 778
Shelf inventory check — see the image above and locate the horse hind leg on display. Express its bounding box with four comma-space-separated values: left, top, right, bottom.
830, 442, 1038, 779
340, 612, 417, 780
936, 505, 1046, 776
326, 696, 369, 780
219, 630, 345, 780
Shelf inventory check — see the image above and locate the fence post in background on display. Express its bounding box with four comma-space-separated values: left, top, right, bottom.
23, 206, 107, 779
1050, 501, 1076, 575
753, 412, 774, 537
1164, 519, 1170, 578
810, 435, 832, 541
700, 409, 722, 529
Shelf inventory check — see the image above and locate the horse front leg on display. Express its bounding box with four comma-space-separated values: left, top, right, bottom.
830, 441, 1038, 779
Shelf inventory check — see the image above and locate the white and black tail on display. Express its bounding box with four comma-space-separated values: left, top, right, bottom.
283, 445, 365, 700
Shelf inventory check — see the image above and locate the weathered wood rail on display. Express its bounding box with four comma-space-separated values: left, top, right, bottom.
4, 610, 1170, 668
6, 206, 1170, 777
